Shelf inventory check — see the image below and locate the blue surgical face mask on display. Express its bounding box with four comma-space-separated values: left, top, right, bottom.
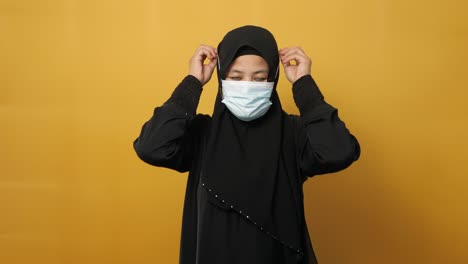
221, 80, 274, 121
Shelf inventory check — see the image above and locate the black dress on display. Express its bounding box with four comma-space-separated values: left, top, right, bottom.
133, 74, 361, 264
196, 176, 300, 263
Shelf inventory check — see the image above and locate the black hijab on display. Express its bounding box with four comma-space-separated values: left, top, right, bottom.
201, 25, 304, 256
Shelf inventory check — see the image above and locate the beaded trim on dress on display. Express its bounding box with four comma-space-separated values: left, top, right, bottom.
200, 179, 304, 257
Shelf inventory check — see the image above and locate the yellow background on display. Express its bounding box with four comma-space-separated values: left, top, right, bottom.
2, 0, 468, 263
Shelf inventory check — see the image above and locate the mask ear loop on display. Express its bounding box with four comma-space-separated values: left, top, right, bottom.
269, 64, 279, 82
218, 57, 225, 100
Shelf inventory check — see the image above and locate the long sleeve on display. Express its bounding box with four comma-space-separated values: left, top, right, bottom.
291, 74, 361, 182
133, 75, 209, 172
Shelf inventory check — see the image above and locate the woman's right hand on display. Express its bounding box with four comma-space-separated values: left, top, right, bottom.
189, 45, 218, 86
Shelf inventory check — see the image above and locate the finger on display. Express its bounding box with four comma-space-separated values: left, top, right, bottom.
281, 55, 296, 66
280, 50, 297, 62
279, 47, 290, 56
206, 56, 217, 69
196, 48, 216, 63
204, 52, 217, 64
201, 47, 217, 61
281, 54, 308, 65
199, 45, 217, 58
293, 51, 310, 65
281, 48, 309, 62
280, 47, 300, 59
280, 47, 308, 61
281, 60, 295, 70
280, 46, 301, 55
200, 46, 215, 58
195, 45, 213, 59
200, 44, 216, 51
295, 46, 307, 57
197, 46, 210, 58
282, 62, 295, 68
204, 54, 218, 66
205, 45, 217, 55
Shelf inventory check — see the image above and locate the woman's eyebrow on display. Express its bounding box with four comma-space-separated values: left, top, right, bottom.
229, 69, 268, 74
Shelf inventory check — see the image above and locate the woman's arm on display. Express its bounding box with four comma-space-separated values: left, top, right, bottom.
133, 75, 208, 172
292, 74, 361, 182
280, 46, 360, 182
133, 44, 217, 172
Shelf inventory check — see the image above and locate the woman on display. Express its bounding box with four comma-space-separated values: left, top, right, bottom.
133, 25, 360, 264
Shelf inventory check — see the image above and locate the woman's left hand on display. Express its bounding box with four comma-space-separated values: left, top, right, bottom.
279, 47, 312, 84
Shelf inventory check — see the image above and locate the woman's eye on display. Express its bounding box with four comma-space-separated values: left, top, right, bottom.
228, 77, 241, 80
254, 78, 267, 82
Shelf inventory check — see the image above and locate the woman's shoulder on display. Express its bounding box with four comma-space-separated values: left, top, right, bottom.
282, 111, 302, 127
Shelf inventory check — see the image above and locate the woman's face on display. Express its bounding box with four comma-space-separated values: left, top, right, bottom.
225, 55, 269, 82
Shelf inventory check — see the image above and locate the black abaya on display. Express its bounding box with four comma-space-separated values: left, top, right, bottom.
133, 72, 361, 263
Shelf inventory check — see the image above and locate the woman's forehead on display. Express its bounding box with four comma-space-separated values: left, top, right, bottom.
227, 55, 269, 73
